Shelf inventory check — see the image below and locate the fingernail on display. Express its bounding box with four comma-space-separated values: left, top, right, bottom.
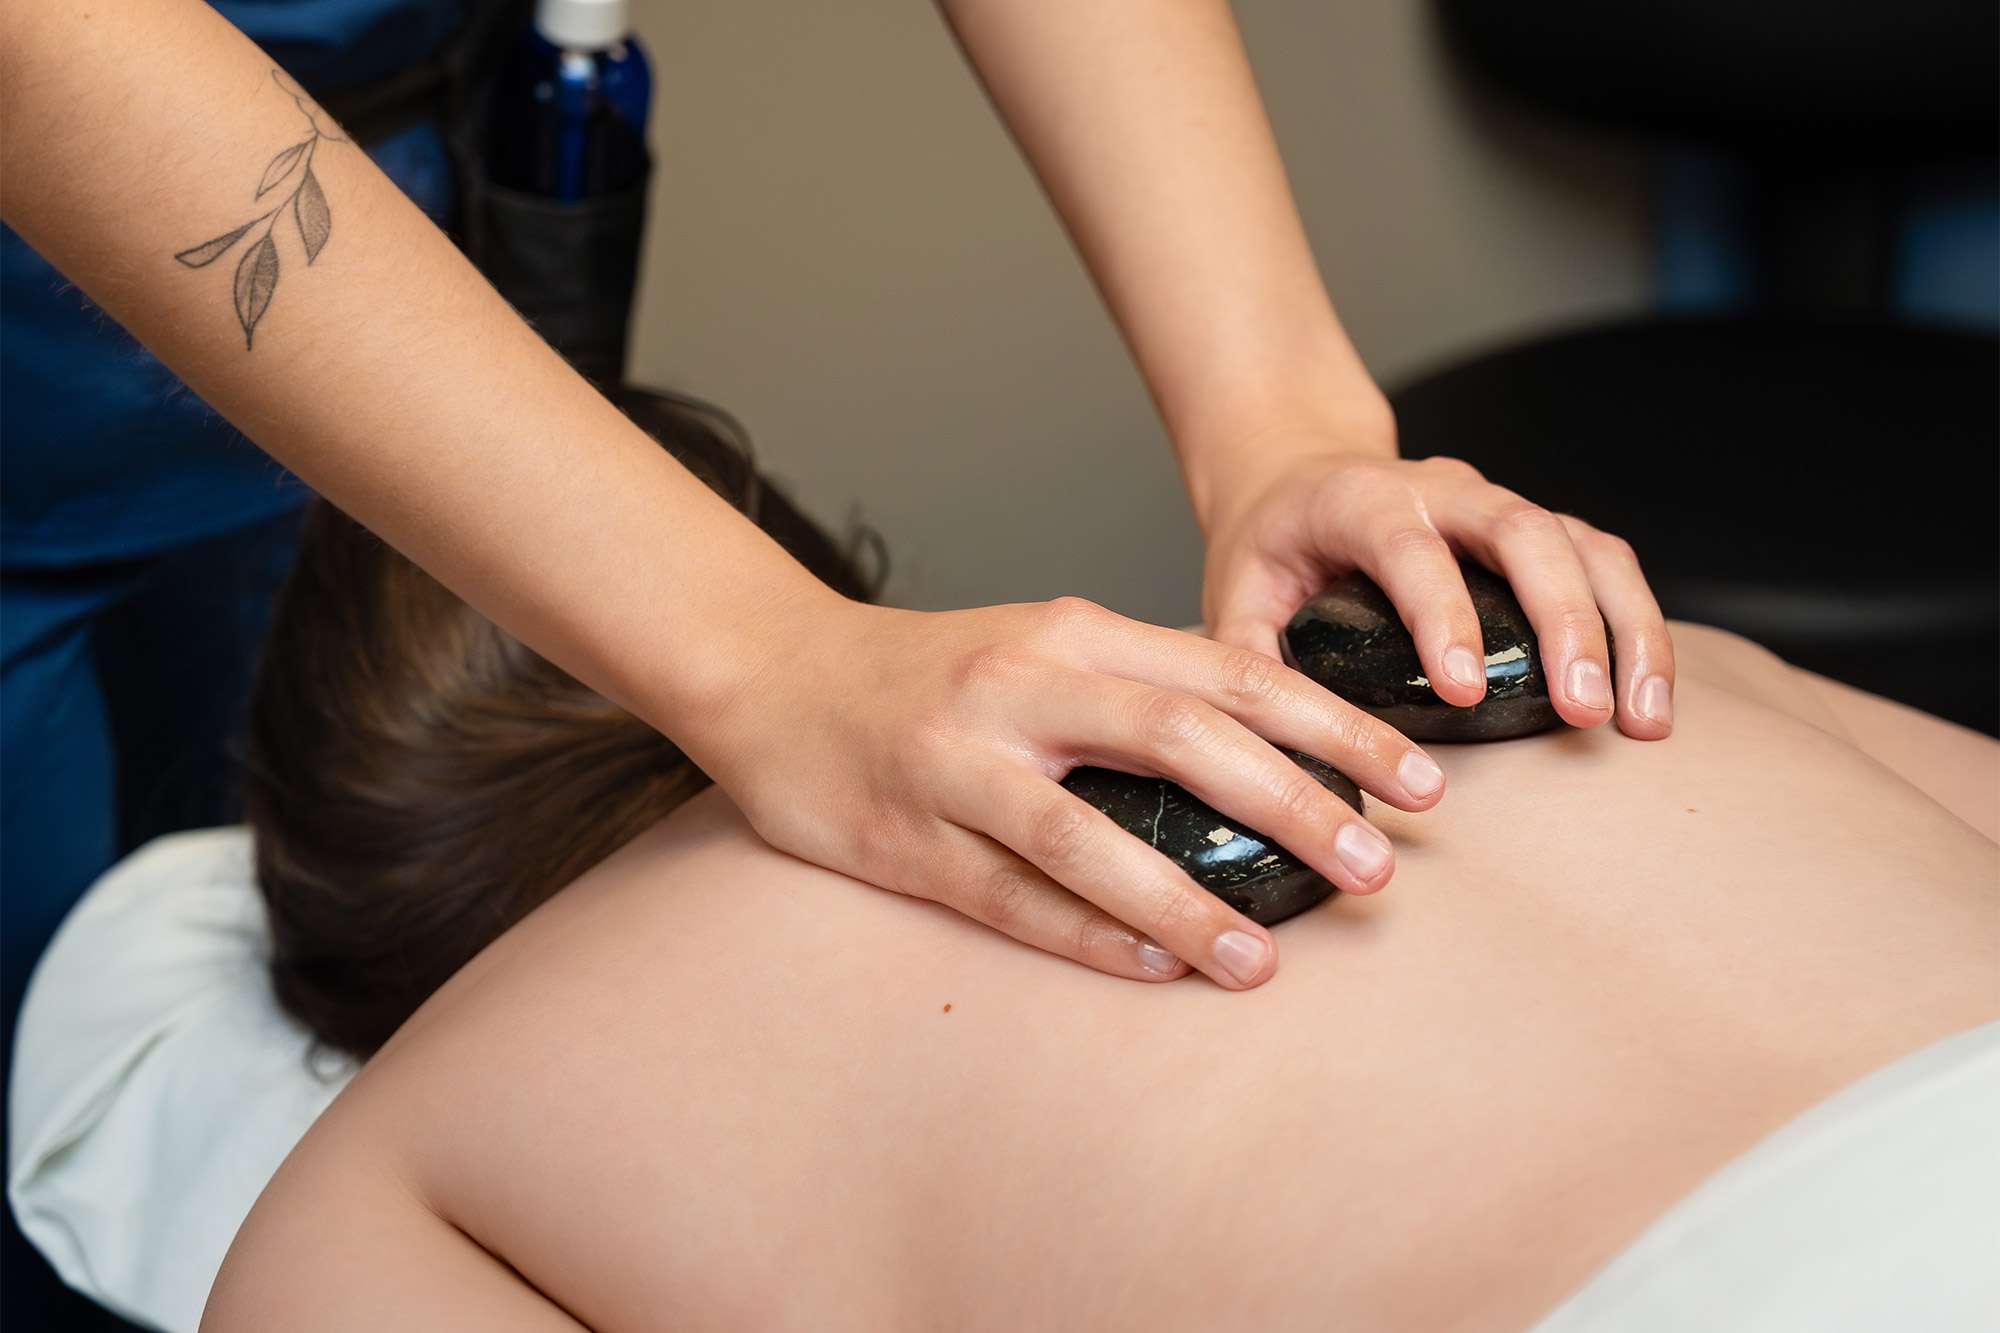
1444, 645, 1483, 691
1397, 749, 1444, 800
1211, 930, 1269, 986
1634, 674, 1673, 727
1566, 658, 1613, 712
1137, 937, 1181, 976
1334, 821, 1392, 883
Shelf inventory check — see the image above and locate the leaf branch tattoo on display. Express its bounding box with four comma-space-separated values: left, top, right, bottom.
173, 70, 349, 350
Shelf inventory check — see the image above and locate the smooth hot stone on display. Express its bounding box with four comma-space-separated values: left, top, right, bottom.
1282, 562, 1606, 742
1060, 750, 1363, 927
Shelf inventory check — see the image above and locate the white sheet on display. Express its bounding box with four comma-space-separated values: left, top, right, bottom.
8, 828, 353, 1332
1529, 1014, 2000, 1331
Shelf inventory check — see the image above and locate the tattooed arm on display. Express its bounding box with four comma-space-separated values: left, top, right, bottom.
0, 0, 826, 738
3, 0, 1451, 1000
173, 71, 341, 350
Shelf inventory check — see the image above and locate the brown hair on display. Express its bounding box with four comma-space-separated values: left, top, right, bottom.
242, 393, 877, 1058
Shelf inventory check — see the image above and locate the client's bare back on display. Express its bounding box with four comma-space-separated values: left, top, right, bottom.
206, 624, 2000, 1333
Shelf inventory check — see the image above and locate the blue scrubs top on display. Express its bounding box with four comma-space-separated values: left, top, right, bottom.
0, 0, 468, 568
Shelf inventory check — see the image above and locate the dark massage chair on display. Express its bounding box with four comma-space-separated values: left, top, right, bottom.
1396, 1, 1999, 734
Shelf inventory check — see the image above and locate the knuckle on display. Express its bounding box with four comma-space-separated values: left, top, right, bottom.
1594, 530, 1639, 565
977, 863, 1039, 932
1422, 454, 1482, 484
1270, 772, 1332, 827
1038, 595, 1107, 640
1147, 884, 1206, 941
1071, 908, 1121, 961
951, 641, 1031, 693
1027, 797, 1094, 868
1379, 523, 1450, 562
1217, 648, 1282, 707
1323, 705, 1381, 763
1135, 690, 1214, 752
1331, 462, 1398, 504
1552, 605, 1607, 641
1632, 618, 1677, 663
1491, 498, 1559, 542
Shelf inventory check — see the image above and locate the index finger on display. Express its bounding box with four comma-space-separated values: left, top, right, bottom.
1439, 488, 1614, 730
968, 763, 1282, 991
1052, 614, 1446, 812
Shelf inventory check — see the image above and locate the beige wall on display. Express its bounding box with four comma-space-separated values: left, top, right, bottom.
625, 1, 1653, 626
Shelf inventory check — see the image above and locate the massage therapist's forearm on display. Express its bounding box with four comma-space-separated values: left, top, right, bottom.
0, 0, 830, 739
937, 1, 1674, 738
3, 0, 1459, 997
938, 0, 1396, 526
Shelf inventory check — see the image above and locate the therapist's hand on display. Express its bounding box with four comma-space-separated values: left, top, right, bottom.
1194, 426, 1676, 741
697, 595, 1447, 991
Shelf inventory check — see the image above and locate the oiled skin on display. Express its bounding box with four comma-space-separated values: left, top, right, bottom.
205, 626, 2000, 1332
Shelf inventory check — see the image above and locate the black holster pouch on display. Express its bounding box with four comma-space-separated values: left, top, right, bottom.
321, 0, 650, 390
313, 11, 887, 596
444, 0, 651, 389
453, 174, 650, 389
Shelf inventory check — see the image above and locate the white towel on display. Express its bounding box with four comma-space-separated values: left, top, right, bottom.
8, 828, 353, 1332
1530, 1016, 2000, 1332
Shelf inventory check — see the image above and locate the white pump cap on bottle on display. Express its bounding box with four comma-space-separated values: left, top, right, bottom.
534, 0, 629, 50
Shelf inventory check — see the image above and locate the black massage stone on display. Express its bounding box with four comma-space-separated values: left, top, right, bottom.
1061, 750, 1363, 927
1282, 562, 1585, 743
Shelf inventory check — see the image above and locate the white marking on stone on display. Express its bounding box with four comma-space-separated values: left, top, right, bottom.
1413, 644, 1526, 688
1148, 785, 1166, 848
1254, 854, 1279, 867
1206, 826, 1236, 846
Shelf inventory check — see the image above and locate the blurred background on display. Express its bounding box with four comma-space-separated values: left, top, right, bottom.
626, 0, 1656, 622
623, 0, 1998, 731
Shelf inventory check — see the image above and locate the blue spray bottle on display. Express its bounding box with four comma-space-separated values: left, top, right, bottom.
487, 0, 652, 201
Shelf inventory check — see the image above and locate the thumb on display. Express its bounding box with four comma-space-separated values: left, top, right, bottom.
1204, 543, 1318, 661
